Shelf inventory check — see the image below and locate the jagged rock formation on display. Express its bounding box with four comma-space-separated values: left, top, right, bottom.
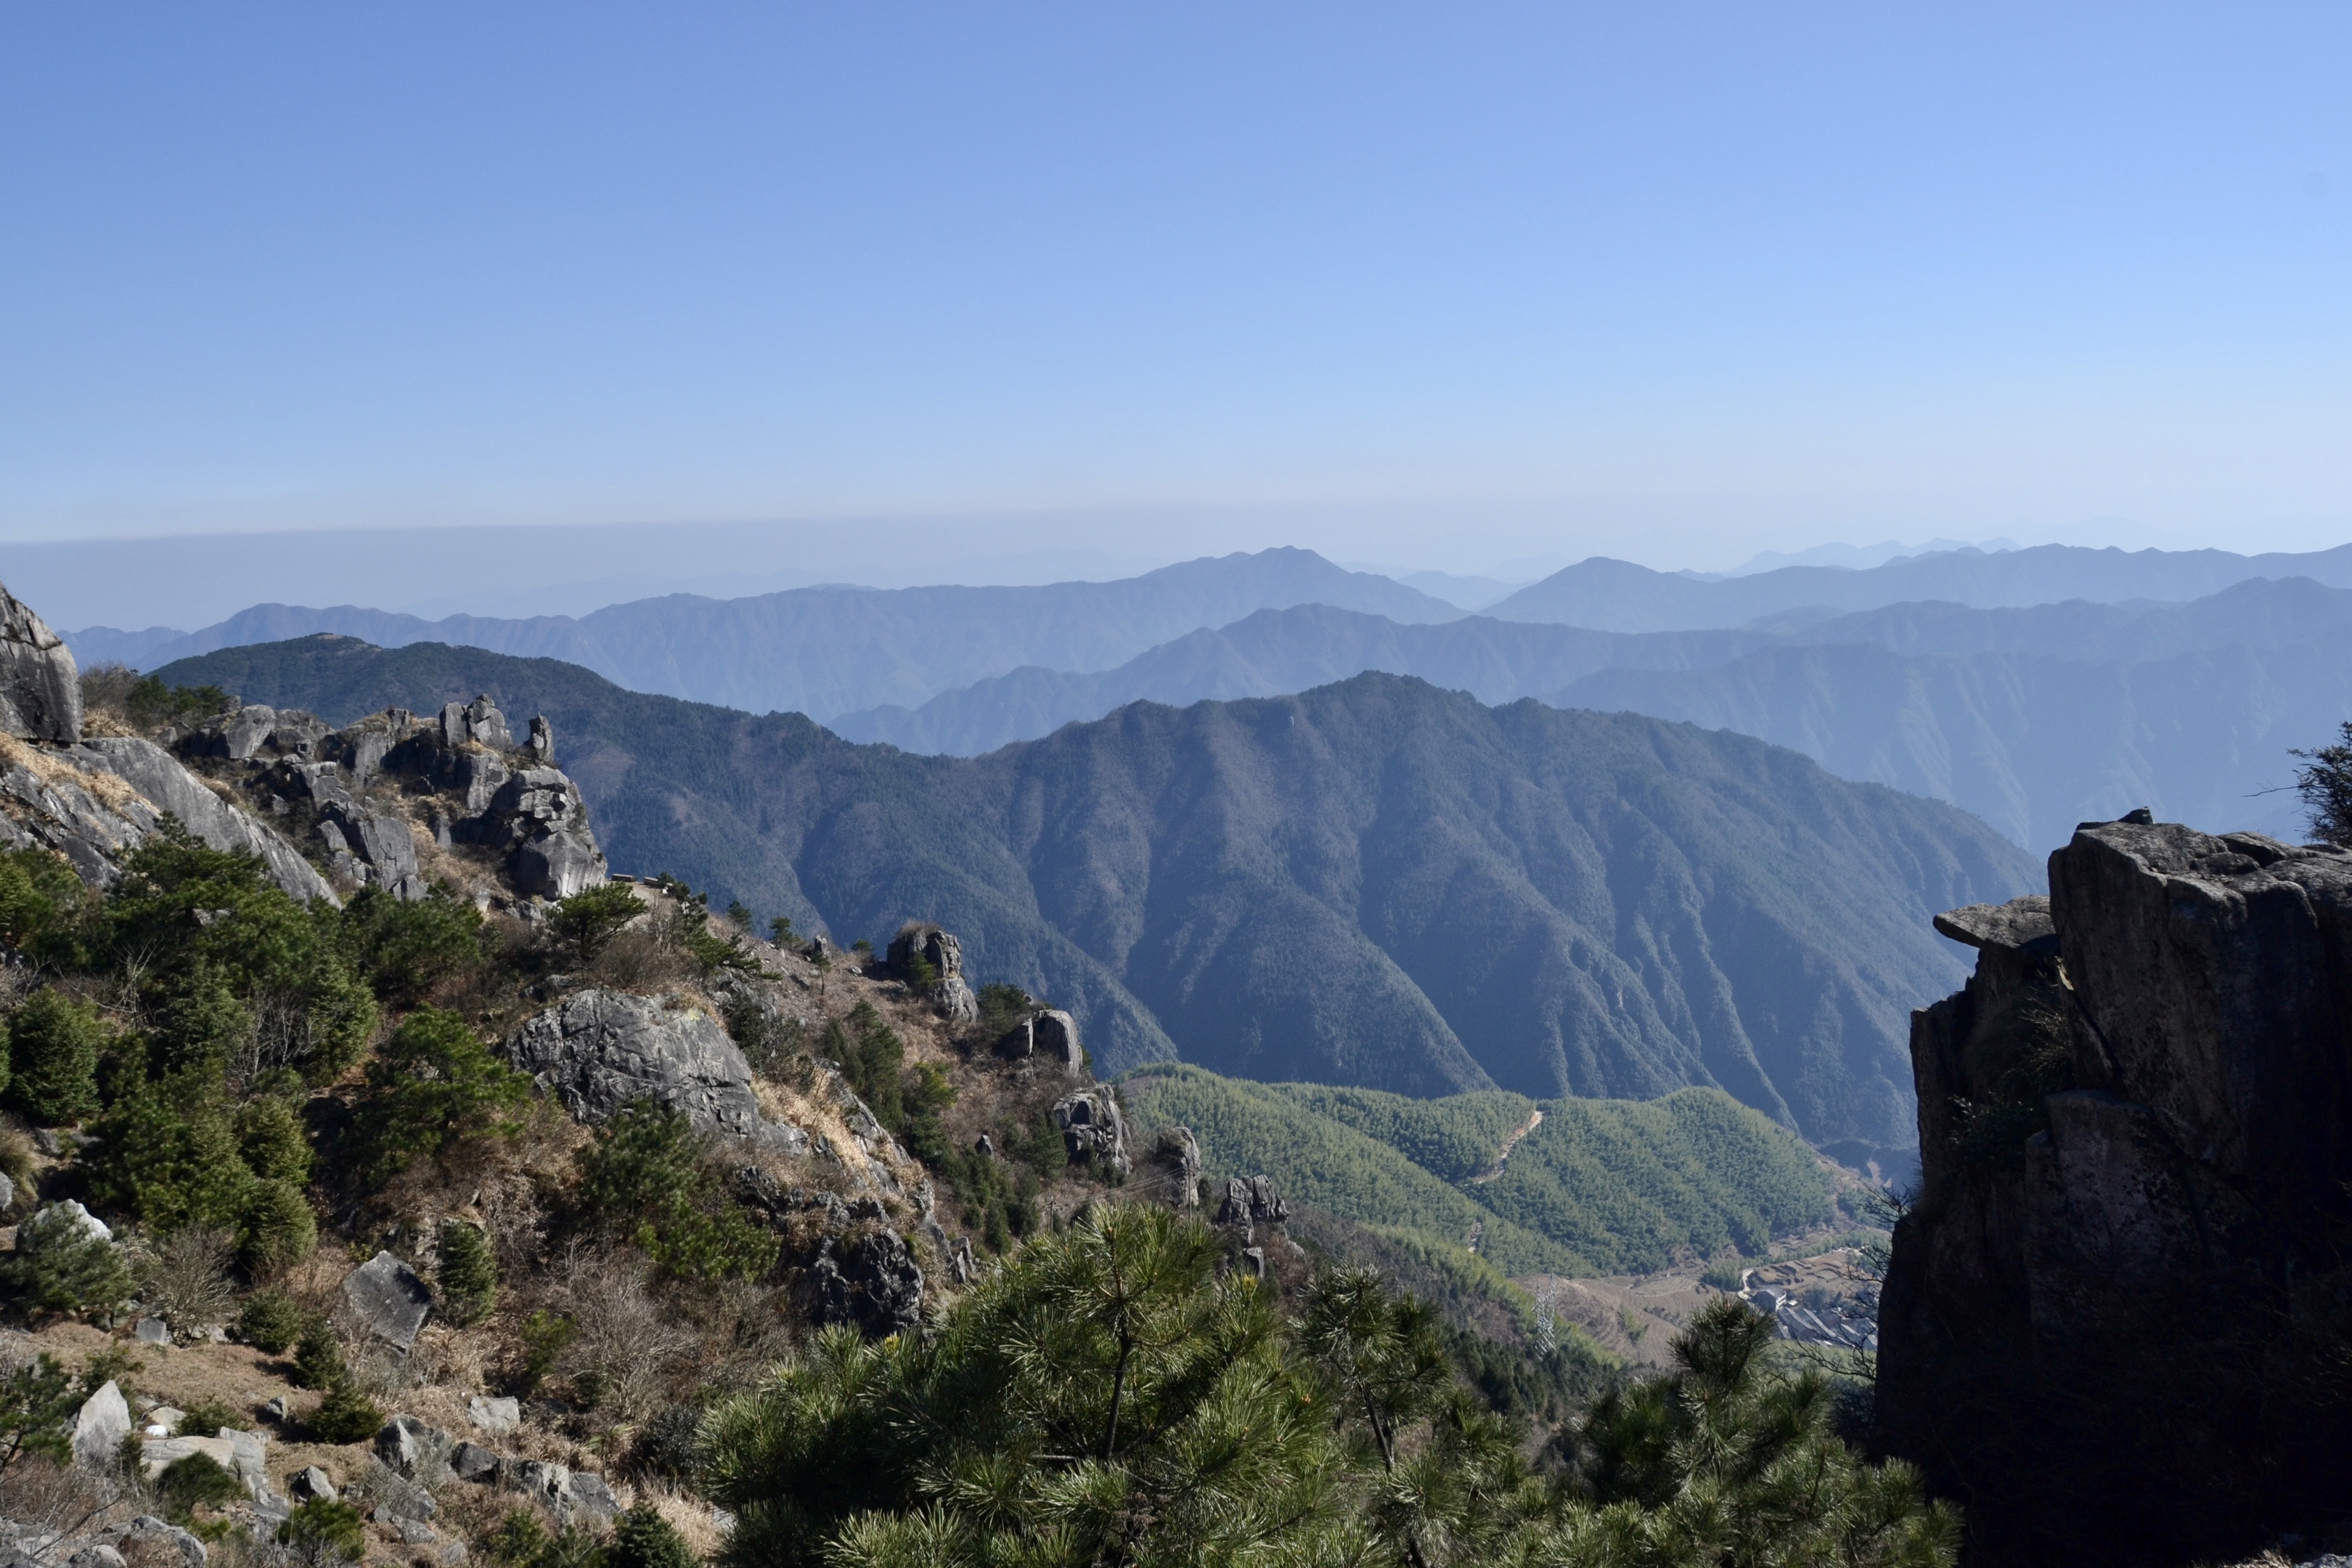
998, 1007, 1082, 1073
0, 582, 81, 744
889, 921, 979, 1024
1051, 1087, 1130, 1176
1879, 818, 2352, 1565
1216, 1176, 1290, 1241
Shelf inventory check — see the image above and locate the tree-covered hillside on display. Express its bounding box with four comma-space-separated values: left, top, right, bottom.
154, 637, 2038, 1164
1120, 1066, 1838, 1276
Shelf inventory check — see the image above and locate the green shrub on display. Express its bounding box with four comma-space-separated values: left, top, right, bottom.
607, 1502, 698, 1568
154, 1452, 243, 1519
173, 1395, 249, 1435
576, 1101, 777, 1283
517, 1309, 576, 1397
631, 1402, 706, 1482
291, 1318, 345, 1390
353, 1007, 531, 1180
236, 1287, 305, 1354
0, 1352, 79, 1470
0, 849, 86, 976
0, 1203, 131, 1315
768, 915, 796, 945
84, 1087, 251, 1237
1700, 1257, 1749, 1293
339, 883, 486, 1005
4, 989, 103, 1125
550, 883, 643, 963
277, 1496, 367, 1562
237, 1179, 318, 1275
438, 1219, 497, 1325
233, 1097, 314, 1185
305, 1381, 382, 1444
975, 981, 1034, 1043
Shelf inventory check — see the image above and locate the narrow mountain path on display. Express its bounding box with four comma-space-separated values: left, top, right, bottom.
1471, 1108, 1545, 1184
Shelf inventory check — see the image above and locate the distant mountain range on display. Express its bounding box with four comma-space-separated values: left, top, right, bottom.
74, 548, 1460, 718
152, 637, 2036, 1167
828, 577, 2352, 849
1485, 542, 2352, 630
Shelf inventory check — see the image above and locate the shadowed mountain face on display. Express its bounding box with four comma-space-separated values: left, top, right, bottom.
153, 639, 2035, 1164
106, 548, 1460, 719
1486, 543, 2352, 631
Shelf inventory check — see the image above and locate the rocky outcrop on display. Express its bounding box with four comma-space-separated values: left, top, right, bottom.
1051, 1087, 1130, 1176
1879, 820, 2352, 1566
0, 737, 337, 903
1215, 1176, 1289, 1240
0, 583, 81, 744
274, 759, 423, 898
1147, 1127, 1202, 1208
803, 1228, 925, 1337
70, 1381, 130, 1468
998, 1007, 1082, 1073
506, 989, 783, 1144
888, 922, 979, 1024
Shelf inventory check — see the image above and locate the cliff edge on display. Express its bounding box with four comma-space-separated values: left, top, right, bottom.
1879, 816, 2352, 1564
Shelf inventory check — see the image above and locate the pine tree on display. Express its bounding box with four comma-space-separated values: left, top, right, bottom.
438, 1219, 497, 1325
608, 1503, 698, 1568
4, 990, 102, 1126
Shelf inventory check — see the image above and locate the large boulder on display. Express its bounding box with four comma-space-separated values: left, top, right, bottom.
341, 1251, 433, 1353
0, 582, 81, 743
1148, 1127, 1203, 1209
1051, 1088, 1129, 1177
1215, 1176, 1289, 1234
886, 923, 979, 1023
505, 989, 772, 1141
70, 1380, 130, 1468
1878, 822, 2352, 1563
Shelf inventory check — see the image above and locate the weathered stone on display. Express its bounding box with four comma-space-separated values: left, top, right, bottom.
1148, 1127, 1202, 1209
804, 1229, 925, 1338
288, 1466, 338, 1503
341, 1252, 432, 1353
510, 828, 604, 899
465, 1396, 519, 1436
511, 1461, 616, 1528
65, 1546, 125, 1568
72, 1380, 131, 1467
261, 1397, 288, 1422
449, 1442, 502, 1483
1931, 894, 2058, 958
133, 1318, 169, 1346
1051, 1088, 1128, 1175
1879, 815, 2352, 1561
373, 1413, 452, 1478
1032, 1010, 1082, 1073
527, 715, 553, 763
61, 739, 338, 904
218, 706, 277, 761
506, 989, 776, 1141
139, 1435, 237, 1479
1215, 1176, 1289, 1233
0, 585, 81, 743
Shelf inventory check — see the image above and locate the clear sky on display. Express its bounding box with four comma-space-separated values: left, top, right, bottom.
4, 4, 2350, 576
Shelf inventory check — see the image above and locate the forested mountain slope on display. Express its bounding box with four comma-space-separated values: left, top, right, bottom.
155, 637, 2036, 1164
115, 548, 1460, 718
1121, 1066, 1839, 1276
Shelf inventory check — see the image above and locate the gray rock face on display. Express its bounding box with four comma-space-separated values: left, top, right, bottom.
1215, 1176, 1289, 1235
527, 715, 553, 763
887, 924, 980, 1024
71, 1380, 130, 1467
449, 1442, 502, 1483
289, 1466, 338, 1503
375, 1413, 453, 1479
506, 989, 775, 1140
1051, 1087, 1129, 1176
1148, 1127, 1202, 1209
1879, 820, 2352, 1562
341, 1251, 433, 1353
804, 1228, 925, 1337
512, 1461, 617, 1528
1033, 1010, 1082, 1073
1931, 894, 2057, 958
0, 581, 81, 743
27, 738, 338, 904
510, 828, 603, 899
465, 1395, 519, 1436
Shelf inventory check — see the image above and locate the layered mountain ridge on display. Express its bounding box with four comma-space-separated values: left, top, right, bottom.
154, 634, 2038, 1167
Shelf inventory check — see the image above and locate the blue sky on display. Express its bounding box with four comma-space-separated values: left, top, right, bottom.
4, 4, 2350, 576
